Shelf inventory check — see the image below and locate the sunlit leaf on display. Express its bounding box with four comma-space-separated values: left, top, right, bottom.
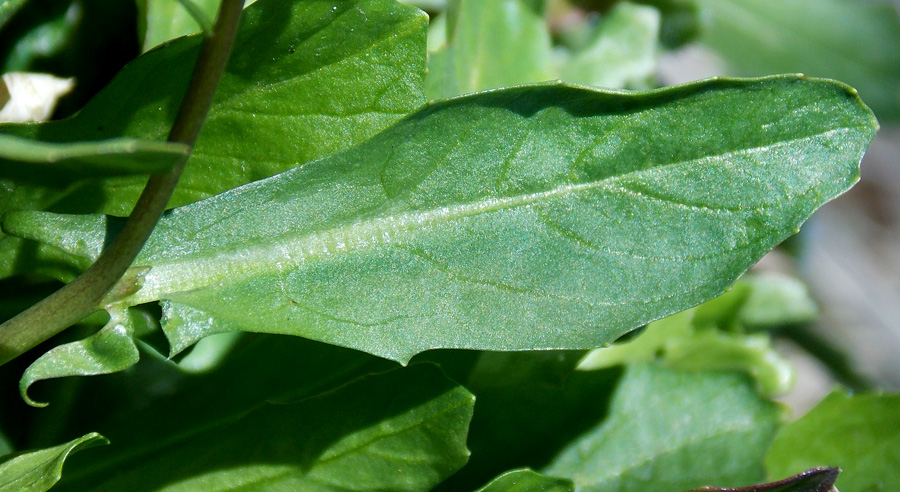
766, 391, 900, 491
4, 76, 876, 363
138, 0, 220, 51
544, 363, 783, 491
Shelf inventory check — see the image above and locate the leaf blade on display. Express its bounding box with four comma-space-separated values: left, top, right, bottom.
0, 433, 107, 492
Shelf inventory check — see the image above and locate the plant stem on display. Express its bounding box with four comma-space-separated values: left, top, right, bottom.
0, 0, 245, 367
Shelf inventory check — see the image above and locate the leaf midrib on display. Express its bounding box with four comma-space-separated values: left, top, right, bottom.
123, 127, 853, 305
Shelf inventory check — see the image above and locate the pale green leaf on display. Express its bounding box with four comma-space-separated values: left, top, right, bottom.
53, 365, 473, 492
577, 274, 803, 396
426, 0, 552, 99
544, 363, 783, 492
138, 0, 220, 52
4, 76, 876, 363
560, 2, 660, 90
697, 0, 900, 121
0, 433, 107, 492
765, 391, 900, 492
733, 273, 817, 330
0, 134, 187, 177
476, 469, 574, 492
683, 467, 839, 492
0, 0, 427, 279
19, 305, 143, 407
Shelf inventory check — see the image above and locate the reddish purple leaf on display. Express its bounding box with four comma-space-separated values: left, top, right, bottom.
685, 467, 839, 492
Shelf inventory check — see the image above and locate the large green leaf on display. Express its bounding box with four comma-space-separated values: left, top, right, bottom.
544, 363, 783, 491
476, 469, 574, 492
697, 0, 900, 122
0, 433, 107, 492
765, 391, 900, 492
426, 0, 552, 99
53, 364, 473, 492
5, 76, 876, 363
0, 0, 427, 279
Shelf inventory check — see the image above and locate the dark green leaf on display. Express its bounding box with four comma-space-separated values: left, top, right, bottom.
683, 467, 839, 492
476, 469, 574, 492
544, 363, 784, 491
427, 0, 552, 99
0, 432, 107, 492
0, 0, 29, 30
0, 135, 187, 178
5, 76, 876, 363
697, 0, 900, 121
765, 391, 900, 491
54, 364, 473, 492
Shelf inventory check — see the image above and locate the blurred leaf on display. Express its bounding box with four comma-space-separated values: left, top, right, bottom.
631, 0, 700, 48
53, 365, 473, 492
137, 0, 220, 51
476, 469, 574, 492
766, 391, 900, 491
560, 2, 660, 89
0, 0, 79, 72
697, 0, 900, 122
0, 0, 29, 30
0, 135, 187, 177
20, 305, 141, 407
427, 0, 552, 99
0, 432, 107, 492
544, 363, 783, 492
5, 77, 876, 363
683, 467, 839, 492
733, 273, 817, 330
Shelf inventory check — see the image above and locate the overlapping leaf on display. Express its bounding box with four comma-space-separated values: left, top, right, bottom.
5, 76, 876, 363
0, 433, 107, 492
52, 365, 473, 492
765, 391, 900, 491
0, 0, 427, 279
544, 363, 783, 491
697, 0, 900, 121
476, 469, 574, 492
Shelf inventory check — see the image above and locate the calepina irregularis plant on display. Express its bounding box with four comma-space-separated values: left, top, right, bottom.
0, 0, 897, 491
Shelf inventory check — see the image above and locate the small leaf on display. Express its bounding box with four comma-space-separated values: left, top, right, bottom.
20, 305, 141, 407
560, 2, 660, 90
0, 432, 107, 492
0, 134, 187, 177
684, 467, 839, 492
0, 0, 29, 30
544, 363, 784, 492
138, 0, 220, 51
766, 391, 900, 491
476, 469, 574, 492
53, 365, 474, 492
697, 0, 900, 121
427, 0, 553, 99
5, 76, 876, 363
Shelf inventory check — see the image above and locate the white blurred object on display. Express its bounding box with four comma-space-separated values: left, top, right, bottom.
0, 72, 74, 123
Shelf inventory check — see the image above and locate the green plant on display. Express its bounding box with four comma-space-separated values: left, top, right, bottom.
0, 0, 897, 490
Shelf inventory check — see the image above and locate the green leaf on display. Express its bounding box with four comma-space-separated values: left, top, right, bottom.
0, 0, 427, 279
697, 0, 900, 122
0, 432, 107, 492
426, 0, 552, 99
683, 467, 839, 492
0, 0, 29, 30
5, 76, 876, 363
137, 0, 220, 51
53, 364, 473, 492
765, 391, 900, 492
560, 2, 660, 90
0, 0, 426, 216
544, 363, 784, 492
577, 274, 805, 396
20, 305, 143, 407
476, 469, 574, 492
0, 135, 187, 178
